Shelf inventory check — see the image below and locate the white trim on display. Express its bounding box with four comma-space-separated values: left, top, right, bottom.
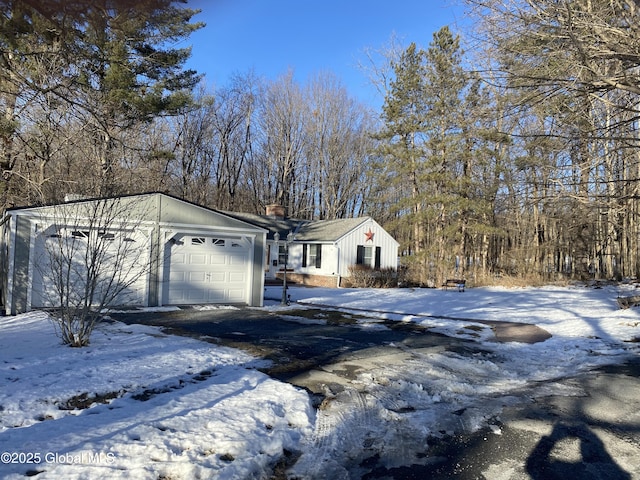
26, 220, 38, 311
133, 228, 152, 308
22, 213, 157, 231
5, 213, 17, 315
245, 234, 255, 306
158, 221, 266, 235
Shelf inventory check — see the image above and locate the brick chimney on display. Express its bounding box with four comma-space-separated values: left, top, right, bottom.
265, 204, 286, 219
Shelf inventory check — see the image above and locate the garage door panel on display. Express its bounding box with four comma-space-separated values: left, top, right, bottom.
210, 272, 225, 282
208, 290, 225, 302
164, 234, 250, 305
227, 289, 246, 302
229, 272, 245, 282
187, 289, 207, 302
229, 254, 246, 265
189, 253, 207, 265
210, 254, 226, 265
189, 271, 207, 282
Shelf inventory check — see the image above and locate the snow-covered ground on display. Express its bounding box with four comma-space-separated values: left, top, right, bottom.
1, 283, 639, 479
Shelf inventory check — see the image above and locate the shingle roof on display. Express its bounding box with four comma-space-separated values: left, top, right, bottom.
224, 212, 369, 242
295, 217, 369, 242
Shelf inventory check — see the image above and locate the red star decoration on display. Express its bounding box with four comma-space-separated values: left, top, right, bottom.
364, 228, 375, 242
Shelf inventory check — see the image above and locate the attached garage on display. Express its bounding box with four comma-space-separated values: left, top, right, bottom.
1, 193, 267, 315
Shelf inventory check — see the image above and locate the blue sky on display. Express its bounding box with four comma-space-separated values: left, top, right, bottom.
183, 1, 466, 107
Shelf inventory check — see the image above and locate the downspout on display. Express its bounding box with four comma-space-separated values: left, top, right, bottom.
2, 213, 16, 315
335, 243, 341, 288
154, 194, 162, 307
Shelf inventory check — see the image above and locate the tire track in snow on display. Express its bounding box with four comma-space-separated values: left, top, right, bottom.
290, 388, 380, 479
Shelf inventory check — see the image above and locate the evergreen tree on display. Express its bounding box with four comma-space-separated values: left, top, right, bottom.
377, 42, 429, 280
421, 26, 470, 281
377, 28, 473, 285
0, 0, 203, 204
70, 0, 203, 193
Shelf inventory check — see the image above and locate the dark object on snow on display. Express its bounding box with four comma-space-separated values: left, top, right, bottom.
442, 279, 466, 292
617, 295, 640, 309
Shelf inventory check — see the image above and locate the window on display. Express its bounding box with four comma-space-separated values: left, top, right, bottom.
302, 244, 322, 268
309, 244, 321, 268
364, 246, 373, 265
278, 245, 288, 265
71, 230, 89, 239
357, 245, 381, 268
212, 238, 225, 246
191, 237, 205, 245
98, 231, 116, 241
357, 245, 372, 265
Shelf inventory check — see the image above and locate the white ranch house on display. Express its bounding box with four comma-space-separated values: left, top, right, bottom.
1, 195, 399, 315
228, 205, 400, 288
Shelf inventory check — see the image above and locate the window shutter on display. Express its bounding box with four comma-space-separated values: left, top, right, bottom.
375, 247, 381, 269
302, 244, 308, 267
316, 244, 322, 268
356, 245, 365, 265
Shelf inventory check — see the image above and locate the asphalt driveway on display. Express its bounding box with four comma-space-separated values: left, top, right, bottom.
110, 306, 480, 390
109, 306, 640, 479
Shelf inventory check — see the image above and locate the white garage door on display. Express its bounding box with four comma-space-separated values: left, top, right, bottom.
164, 234, 251, 305
31, 226, 149, 308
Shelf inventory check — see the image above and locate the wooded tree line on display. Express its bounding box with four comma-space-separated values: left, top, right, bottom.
0, 1, 375, 221
2, 0, 640, 285
371, 0, 640, 285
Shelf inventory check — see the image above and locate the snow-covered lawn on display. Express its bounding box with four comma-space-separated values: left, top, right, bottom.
0, 313, 313, 479
1, 283, 639, 479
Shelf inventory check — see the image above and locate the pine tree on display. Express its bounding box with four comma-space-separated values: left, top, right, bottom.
421, 26, 470, 281
376, 28, 473, 285
377, 42, 429, 281
0, 0, 203, 203
71, 0, 203, 193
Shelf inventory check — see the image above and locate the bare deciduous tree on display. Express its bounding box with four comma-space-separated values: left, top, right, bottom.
251, 70, 307, 216
305, 72, 375, 219
34, 197, 151, 346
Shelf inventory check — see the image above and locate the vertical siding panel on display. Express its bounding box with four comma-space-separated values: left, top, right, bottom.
336, 219, 399, 277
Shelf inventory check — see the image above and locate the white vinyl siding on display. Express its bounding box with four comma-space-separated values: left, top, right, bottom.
335, 219, 399, 277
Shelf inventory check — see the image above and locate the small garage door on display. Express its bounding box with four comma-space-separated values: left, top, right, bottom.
164, 234, 251, 305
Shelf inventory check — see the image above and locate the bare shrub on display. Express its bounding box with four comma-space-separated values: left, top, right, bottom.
346, 265, 398, 288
